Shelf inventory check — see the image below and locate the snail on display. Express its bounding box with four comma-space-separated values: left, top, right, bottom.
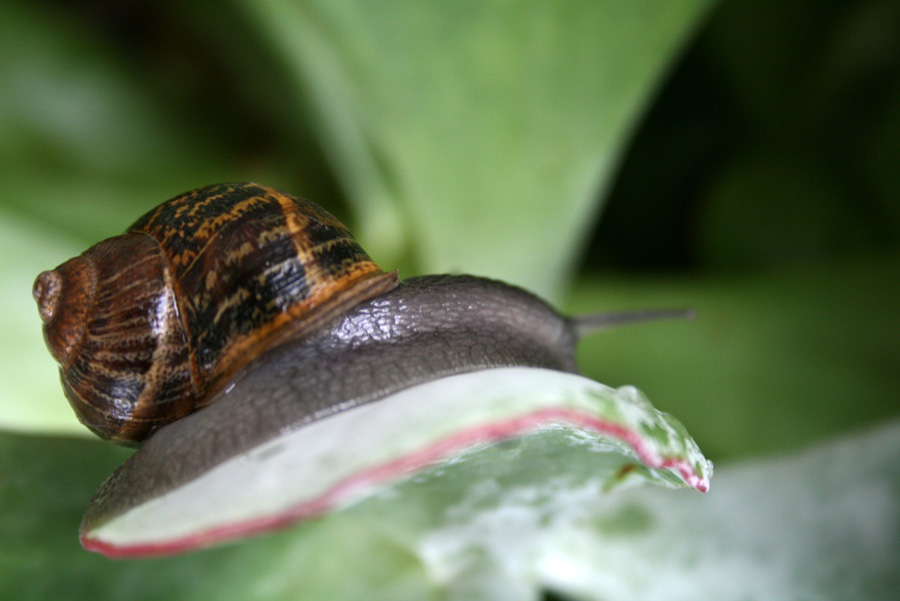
34, 182, 689, 449
33, 182, 703, 554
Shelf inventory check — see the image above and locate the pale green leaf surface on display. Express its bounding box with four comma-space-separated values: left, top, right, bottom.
2, 417, 896, 600
238, 0, 715, 299
81, 369, 710, 555
3, 367, 712, 600
530, 421, 900, 601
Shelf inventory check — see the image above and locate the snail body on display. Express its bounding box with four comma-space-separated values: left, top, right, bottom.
34, 183, 686, 448
81, 274, 588, 520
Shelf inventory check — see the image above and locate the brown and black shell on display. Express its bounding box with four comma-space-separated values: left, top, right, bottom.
33, 183, 399, 445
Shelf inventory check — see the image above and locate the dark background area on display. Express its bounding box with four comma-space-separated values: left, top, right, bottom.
591, 0, 900, 273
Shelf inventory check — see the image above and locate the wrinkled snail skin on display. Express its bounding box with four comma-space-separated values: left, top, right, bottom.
81, 274, 582, 527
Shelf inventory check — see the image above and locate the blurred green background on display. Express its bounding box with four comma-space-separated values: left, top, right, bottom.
0, 0, 900, 458
3, 0, 896, 459
578, 0, 900, 458
1, 0, 899, 599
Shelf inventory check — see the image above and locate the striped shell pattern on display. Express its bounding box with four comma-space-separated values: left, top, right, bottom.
33, 183, 398, 445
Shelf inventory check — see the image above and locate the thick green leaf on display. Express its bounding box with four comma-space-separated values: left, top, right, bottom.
3, 367, 712, 600
79, 369, 710, 556
237, 0, 715, 299
532, 421, 900, 601
3, 419, 895, 600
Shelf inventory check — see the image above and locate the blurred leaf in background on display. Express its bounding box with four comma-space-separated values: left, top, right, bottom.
235, 0, 713, 296
0, 0, 718, 439
576, 0, 900, 459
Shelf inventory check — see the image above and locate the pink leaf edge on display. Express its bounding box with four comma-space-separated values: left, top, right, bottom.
83, 407, 709, 558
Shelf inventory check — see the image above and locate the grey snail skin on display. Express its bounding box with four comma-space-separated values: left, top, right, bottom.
33, 182, 691, 532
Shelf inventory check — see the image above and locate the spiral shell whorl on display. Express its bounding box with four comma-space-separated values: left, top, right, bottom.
36, 182, 398, 444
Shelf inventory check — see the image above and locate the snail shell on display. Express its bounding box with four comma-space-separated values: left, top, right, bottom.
33, 183, 398, 445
